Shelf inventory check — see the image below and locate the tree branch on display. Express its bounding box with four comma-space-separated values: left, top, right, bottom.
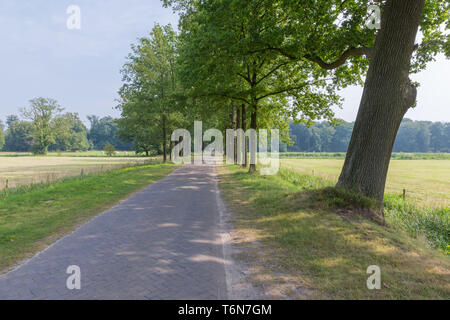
255, 61, 290, 86
201, 92, 251, 105
249, 45, 373, 70
255, 83, 309, 101
304, 46, 373, 70
237, 72, 251, 83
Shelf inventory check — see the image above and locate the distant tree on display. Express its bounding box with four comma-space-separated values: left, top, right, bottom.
6, 115, 19, 127
444, 124, 450, 153
115, 107, 161, 156
316, 123, 336, 152
288, 119, 449, 153
104, 143, 116, 157
87, 115, 132, 151
429, 122, 446, 152
329, 122, 353, 152
0, 120, 5, 150
415, 124, 431, 153
51, 113, 90, 151
393, 119, 417, 152
4, 115, 33, 152
21, 98, 64, 155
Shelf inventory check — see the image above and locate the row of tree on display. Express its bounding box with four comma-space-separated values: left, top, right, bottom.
3, 103, 447, 155
116, 0, 448, 209
0, 98, 132, 153
288, 119, 450, 153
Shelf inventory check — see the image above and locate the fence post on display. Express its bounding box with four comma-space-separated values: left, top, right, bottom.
402, 189, 406, 201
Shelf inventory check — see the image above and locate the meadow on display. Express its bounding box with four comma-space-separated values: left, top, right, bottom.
279, 152, 450, 160
280, 159, 450, 208
0, 153, 155, 191
0, 151, 142, 158
219, 165, 450, 299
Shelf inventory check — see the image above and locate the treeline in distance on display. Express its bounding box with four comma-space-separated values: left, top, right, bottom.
0, 98, 131, 154
287, 119, 450, 153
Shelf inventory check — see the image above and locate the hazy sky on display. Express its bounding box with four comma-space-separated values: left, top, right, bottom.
0, 0, 449, 126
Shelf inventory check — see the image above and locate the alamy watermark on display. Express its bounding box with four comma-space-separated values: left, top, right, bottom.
366, 4, 381, 30
171, 121, 280, 175
67, 5, 81, 30
366, 265, 381, 290
66, 265, 81, 290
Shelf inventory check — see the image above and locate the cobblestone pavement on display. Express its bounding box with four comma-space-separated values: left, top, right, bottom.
0, 164, 229, 300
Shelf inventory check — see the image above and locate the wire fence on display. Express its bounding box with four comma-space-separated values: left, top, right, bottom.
0, 158, 160, 193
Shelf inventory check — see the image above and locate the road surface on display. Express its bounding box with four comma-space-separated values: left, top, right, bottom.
0, 164, 231, 300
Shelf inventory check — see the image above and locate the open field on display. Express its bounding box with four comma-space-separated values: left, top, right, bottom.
279, 152, 450, 160
0, 156, 157, 191
0, 151, 143, 158
0, 163, 178, 272
219, 165, 450, 299
281, 159, 450, 208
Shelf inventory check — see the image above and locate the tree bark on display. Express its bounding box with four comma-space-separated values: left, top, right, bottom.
162, 114, 167, 163
249, 105, 257, 173
236, 104, 241, 163
241, 104, 248, 168
337, 0, 424, 210
232, 101, 237, 163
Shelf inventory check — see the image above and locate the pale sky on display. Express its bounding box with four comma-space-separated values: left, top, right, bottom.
336, 54, 450, 123
0, 0, 449, 126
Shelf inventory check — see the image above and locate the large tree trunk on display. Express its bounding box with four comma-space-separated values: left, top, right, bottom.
241, 104, 248, 168
162, 114, 167, 163
337, 0, 424, 210
248, 105, 257, 173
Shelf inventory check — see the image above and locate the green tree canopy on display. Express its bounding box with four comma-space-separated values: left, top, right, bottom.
117, 24, 187, 160
4, 115, 33, 152
20, 97, 64, 155
0, 120, 5, 150
51, 113, 90, 152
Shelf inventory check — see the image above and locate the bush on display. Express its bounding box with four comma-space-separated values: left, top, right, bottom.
384, 194, 449, 253
104, 143, 116, 157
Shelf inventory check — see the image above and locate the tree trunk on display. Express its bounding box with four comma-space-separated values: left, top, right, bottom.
232, 101, 237, 163
249, 105, 257, 173
162, 114, 167, 163
337, 0, 424, 210
236, 104, 241, 164
241, 104, 248, 168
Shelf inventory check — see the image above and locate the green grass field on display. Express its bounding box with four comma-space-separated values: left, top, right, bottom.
219, 165, 450, 299
280, 152, 450, 160
0, 151, 143, 158
0, 162, 178, 272
0, 156, 157, 190
280, 159, 450, 208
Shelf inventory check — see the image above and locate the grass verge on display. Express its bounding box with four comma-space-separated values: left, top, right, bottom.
0, 162, 178, 272
219, 165, 450, 299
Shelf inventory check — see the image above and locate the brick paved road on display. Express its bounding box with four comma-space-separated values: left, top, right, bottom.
0, 164, 229, 300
